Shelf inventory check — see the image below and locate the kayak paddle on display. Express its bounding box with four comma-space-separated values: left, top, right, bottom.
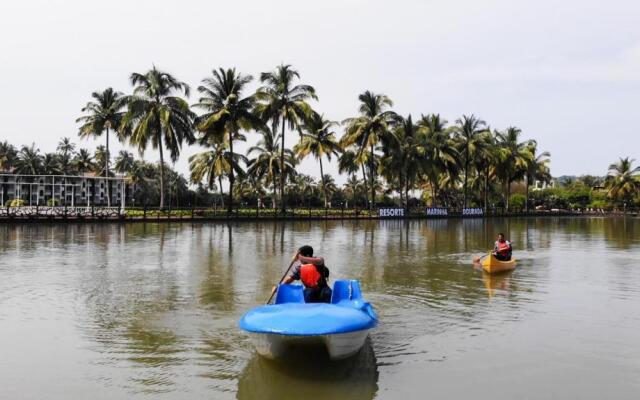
265, 258, 297, 305
473, 252, 491, 264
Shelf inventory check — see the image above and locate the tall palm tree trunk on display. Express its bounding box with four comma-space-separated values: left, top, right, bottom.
506, 181, 511, 211
227, 130, 235, 214
369, 143, 375, 210
272, 181, 277, 209
218, 176, 225, 208
105, 127, 111, 207
279, 116, 286, 215
158, 135, 165, 209
319, 157, 327, 208
525, 175, 530, 213
361, 164, 369, 209
484, 167, 489, 213
463, 147, 469, 208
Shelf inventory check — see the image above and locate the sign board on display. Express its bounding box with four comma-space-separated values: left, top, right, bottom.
378, 208, 405, 218
426, 208, 448, 216
462, 207, 484, 216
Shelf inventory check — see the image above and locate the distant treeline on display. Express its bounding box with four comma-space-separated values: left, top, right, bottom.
1, 64, 638, 211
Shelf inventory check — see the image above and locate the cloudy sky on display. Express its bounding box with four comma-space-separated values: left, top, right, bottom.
1, 0, 639, 185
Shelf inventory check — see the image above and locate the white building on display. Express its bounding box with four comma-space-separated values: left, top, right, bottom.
0, 173, 133, 207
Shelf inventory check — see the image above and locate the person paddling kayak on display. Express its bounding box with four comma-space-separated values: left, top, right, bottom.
493, 233, 513, 261
280, 245, 332, 303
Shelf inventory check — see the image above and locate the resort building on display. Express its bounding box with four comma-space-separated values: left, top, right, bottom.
0, 173, 133, 207
532, 179, 556, 190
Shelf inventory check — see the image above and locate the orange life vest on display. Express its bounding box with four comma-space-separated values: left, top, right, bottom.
300, 264, 323, 288
497, 240, 511, 255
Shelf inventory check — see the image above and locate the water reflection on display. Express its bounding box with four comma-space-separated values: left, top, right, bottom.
481, 270, 513, 298
1, 218, 640, 399
236, 339, 378, 400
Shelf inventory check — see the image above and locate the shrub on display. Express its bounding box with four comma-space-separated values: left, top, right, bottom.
509, 193, 526, 210
47, 198, 60, 206
7, 199, 26, 207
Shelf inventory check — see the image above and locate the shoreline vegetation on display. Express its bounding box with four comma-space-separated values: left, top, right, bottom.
0, 206, 637, 223
1, 65, 639, 215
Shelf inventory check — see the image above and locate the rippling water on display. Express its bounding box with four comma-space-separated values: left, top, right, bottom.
1, 218, 639, 399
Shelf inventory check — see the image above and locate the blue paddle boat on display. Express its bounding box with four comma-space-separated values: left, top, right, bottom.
240, 280, 377, 360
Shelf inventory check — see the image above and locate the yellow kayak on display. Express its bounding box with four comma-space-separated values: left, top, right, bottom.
481, 253, 516, 274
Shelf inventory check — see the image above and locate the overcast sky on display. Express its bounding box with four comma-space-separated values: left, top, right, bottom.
1, 0, 639, 185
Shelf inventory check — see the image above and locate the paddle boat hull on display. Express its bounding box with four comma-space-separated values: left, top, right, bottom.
482, 253, 516, 273
240, 280, 377, 360
249, 329, 371, 360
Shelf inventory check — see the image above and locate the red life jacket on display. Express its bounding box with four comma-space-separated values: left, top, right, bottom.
497, 240, 511, 255
300, 264, 322, 289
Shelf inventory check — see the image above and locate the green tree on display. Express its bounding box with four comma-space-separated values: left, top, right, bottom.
193, 67, 264, 213
56, 137, 76, 175
15, 144, 42, 174
524, 141, 551, 212
453, 114, 488, 208
381, 115, 425, 207
417, 114, 459, 207
496, 126, 533, 209
121, 67, 195, 209
247, 128, 297, 209
73, 149, 95, 174
341, 91, 398, 209
255, 64, 317, 214
294, 112, 341, 207
605, 157, 640, 206
0, 141, 18, 172
114, 150, 135, 175
77, 88, 127, 206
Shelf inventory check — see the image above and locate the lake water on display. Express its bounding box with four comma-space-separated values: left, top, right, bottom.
1, 218, 639, 399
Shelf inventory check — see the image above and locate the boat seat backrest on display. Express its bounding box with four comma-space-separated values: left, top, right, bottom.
331, 280, 363, 304
275, 284, 305, 304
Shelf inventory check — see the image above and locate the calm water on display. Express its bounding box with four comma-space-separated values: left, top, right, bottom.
1, 218, 639, 399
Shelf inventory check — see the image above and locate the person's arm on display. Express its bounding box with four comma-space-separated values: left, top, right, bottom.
297, 255, 324, 266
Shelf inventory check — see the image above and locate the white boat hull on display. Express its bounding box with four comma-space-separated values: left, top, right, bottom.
250, 329, 371, 360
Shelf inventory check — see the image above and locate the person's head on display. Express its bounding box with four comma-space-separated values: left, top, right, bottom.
497, 233, 505, 241
298, 245, 314, 257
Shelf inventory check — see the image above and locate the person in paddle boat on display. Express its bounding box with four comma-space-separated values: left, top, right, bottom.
281, 245, 332, 303
493, 233, 513, 261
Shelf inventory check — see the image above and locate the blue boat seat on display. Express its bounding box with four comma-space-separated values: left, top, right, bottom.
331, 280, 363, 303
275, 284, 305, 304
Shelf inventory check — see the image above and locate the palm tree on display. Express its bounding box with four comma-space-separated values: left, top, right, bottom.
114, 150, 135, 175
338, 148, 370, 205
417, 114, 458, 206
471, 131, 498, 212
255, 64, 317, 214
193, 67, 264, 213
56, 137, 76, 175
382, 115, 425, 207
453, 114, 488, 208
190, 140, 246, 209
343, 175, 364, 208
341, 91, 398, 209
94, 146, 109, 176
605, 157, 640, 206
0, 141, 18, 172
247, 128, 297, 209
496, 127, 533, 209
294, 112, 341, 207
42, 153, 60, 175
73, 149, 95, 174
15, 144, 43, 204
121, 67, 195, 209
15, 144, 42, 174
524, 141, 551, 212
77, 88, 127, 206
